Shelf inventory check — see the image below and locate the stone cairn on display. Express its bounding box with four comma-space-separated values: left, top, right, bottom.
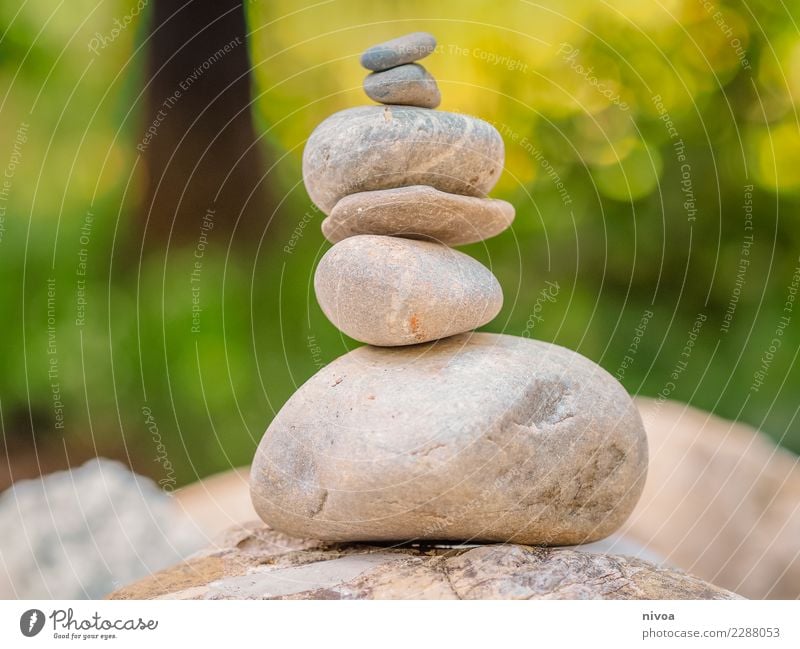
251, 33, 648, 546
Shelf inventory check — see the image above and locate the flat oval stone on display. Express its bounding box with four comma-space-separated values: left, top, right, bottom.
360, 32, 437, 72
314, 235, 502, 346
363, 63, 441, 108
250, 332, 649, 545
322, 185, 515, 246
302, 106, 504, 215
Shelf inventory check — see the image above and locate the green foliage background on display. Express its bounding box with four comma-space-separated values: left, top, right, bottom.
1, 0, 799, 486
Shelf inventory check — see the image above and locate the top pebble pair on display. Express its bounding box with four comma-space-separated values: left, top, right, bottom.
361, 31, 441, 108
304, 31, 513, 250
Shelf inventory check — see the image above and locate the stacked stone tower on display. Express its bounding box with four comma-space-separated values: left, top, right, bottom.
251, 33, 648, 546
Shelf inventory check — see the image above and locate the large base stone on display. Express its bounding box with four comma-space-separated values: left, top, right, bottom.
251, 333, 648, 545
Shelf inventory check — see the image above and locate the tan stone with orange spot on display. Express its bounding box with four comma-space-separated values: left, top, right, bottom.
313, 235, 502, 346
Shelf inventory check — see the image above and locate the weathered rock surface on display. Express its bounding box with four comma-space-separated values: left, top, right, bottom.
364, 63, 441, 108
623, 398, 800, 599
302, 106, 504, 214
108, 522, 741, 600
314, 235, 502, 345
360, 32, 437, 72
322, 185, 514, 246
250, 332, 648, 544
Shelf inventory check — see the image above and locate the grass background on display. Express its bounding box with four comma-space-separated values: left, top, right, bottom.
1, 0, 798, 487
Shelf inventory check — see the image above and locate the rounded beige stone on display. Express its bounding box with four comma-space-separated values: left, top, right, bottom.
322, 185, 515, 246
302, 106, 505, 215
314, 235, 502, 346
250, 332, 649, 545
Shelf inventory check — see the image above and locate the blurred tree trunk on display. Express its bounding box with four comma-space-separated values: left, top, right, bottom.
139, 0, 268, 246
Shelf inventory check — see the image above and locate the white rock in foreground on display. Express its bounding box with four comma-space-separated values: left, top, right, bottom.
0, 459, 203, 599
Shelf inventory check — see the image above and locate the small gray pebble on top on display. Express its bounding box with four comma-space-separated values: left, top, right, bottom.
360, 31, 437, 72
